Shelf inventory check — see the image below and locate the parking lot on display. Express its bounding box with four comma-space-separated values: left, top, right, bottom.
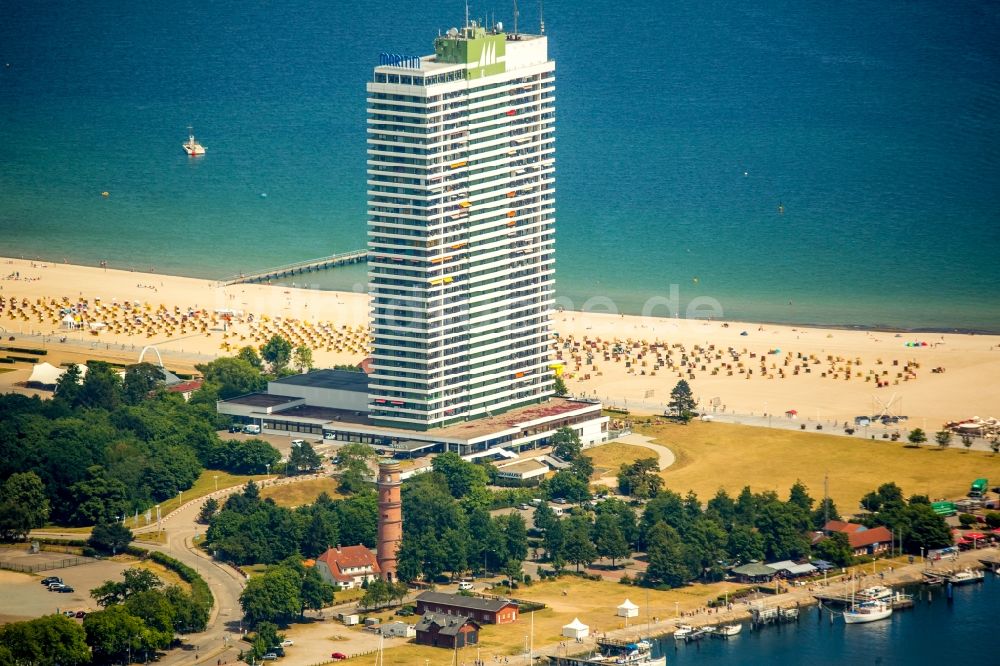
0, 554, 134, 624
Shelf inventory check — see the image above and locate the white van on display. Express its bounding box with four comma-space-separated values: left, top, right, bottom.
243, 424, 261, 435
458, 581, 474, 591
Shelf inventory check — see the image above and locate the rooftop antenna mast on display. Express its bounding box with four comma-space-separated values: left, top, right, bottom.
513, 0, 519, 36
465, 0, 470, 28
539, 0, 545, 34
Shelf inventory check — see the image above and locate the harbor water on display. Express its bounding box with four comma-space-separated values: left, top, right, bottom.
1, 1, 999, 330
651, 576, 999, 665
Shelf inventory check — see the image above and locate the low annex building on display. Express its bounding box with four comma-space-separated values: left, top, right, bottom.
315, 545, 381, 589
822, 520, 894, 556
415, 612, 479, 649
217, 369, 609, 455
415, 591, 518, 625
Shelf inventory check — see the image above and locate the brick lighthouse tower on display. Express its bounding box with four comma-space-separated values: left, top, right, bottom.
376, 460, 402, 581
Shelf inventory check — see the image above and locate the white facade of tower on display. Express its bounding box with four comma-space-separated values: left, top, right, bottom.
367, 24, 555, 430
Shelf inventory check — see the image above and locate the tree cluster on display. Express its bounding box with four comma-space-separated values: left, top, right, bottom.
206, 483, 377, 565
617, 457, 663, 498
396, 472, 528, 582
239, 556, 335, 628
541, 427, 594, 501
82, 567, 209, 663
0, 614, 90, 665
858, 482, 952, 552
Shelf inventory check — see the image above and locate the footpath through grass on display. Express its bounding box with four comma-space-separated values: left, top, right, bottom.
628, 420, 1000, 508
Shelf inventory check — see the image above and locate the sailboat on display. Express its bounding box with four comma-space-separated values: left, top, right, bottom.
183, 127, 206, 156
844, 578, 893, 624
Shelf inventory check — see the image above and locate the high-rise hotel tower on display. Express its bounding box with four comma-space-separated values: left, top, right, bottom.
367, 22, 556, 430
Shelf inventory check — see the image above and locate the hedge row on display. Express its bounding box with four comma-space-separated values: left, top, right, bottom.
0, 346, 47, 356
148, 550, 213, 611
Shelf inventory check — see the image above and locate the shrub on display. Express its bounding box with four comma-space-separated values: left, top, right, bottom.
985, 512, 1000, 529
958, 513, 978, 528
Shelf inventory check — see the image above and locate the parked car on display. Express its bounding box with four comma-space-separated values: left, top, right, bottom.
48, 582, 66, 591
261, 654, 278, 661
243, 424, 261, 435
41, 576, 62, 586
56, 586, 75, 593
228, 424, 243, 433
75, 611, 87, 618
395, 608, 414, 617
458, 581, 474, 591
280, 639, 294, 647
331, 653, 347, 661
552, 497, 568, 505
63, 610, 76, 617
268, 646, 285, 657
518, 503, 530, 510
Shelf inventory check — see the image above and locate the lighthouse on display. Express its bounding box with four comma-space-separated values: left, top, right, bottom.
376, 460, 402, 581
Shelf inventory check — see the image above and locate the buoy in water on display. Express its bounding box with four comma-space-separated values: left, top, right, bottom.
260, 192, 268, 198
101, 191, 109, 197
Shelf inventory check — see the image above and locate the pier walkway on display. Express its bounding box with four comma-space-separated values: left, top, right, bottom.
223, 249, 368, 285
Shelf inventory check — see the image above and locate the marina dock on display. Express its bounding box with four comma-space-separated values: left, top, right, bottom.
224, 249, 368, 285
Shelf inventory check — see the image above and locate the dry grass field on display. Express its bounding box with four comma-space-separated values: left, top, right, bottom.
261, 477, 343, 507
625, 420, 1000, 509
348, 576, 744, 666
587, 442, 653, 481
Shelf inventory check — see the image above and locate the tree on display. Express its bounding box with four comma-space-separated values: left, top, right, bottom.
240, 567, 302, 626
533, 502, 558, 532
90, 567, 162, 607
288, 440, 322, 475
195, 357, 265, 399
502, 559, 524, 586
0, 614, 91, 666
84, 605, 166, 664
907, 428, 927, 447
54, 363, 84, 404
77, 361, 123, 410
0, 471, 50, 541
810, 497, 841, 530
902, 503, 952, 552
563, 515, 597, 572
361, 578, 392, 610
788, 481, 814, 514
934, 430, 952, 450
543, 517, 566, 562
300, 567, 335, 617
551, 427, 582, 462
667, 380, 696, 423
683, 517, 728, 581
961, 435, 974, 452
553, 376, 568, 397
593, 512, 630, 567
197, 497, 219, 524
88, 521, 134, 555
617, 458, 662, 498
644, 522, 690, 587
337, 443, 377, 494
122, 362, 163, 405
544, 471, 591, 503
261, 335, 294, 373
813, 532, 854, 567
237, 346, 264, 370
293, 345, 314, 372
432, 452, 489, 498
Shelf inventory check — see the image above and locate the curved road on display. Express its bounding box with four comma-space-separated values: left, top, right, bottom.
34, 472, 329, 665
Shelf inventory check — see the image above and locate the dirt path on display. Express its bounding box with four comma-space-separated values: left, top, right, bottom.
594, 433, 676, 487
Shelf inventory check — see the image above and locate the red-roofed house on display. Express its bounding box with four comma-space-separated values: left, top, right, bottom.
315, 545, 381, 589
823, 520, 865, 534
823, 521, 893, 556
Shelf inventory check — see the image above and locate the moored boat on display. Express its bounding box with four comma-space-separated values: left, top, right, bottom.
711, 623, 742, 637
844, 600, 893, 625
672, 625, 693, 641
947, 569, 985, 585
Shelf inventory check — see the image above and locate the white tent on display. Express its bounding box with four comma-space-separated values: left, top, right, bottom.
616, 599, 639, 618
27, 363, 64, 387
61, 315, 77, 329
561, 617, 589, 639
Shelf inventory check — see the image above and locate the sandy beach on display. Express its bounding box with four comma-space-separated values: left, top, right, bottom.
2, 256, 998, 428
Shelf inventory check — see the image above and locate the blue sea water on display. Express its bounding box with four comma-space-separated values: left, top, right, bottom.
1, 0, 999, 330
653, 577, 1000, 665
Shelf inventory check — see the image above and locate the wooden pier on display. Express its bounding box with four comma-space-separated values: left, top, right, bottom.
750, 605, 800, 628
224, 249, 368, 285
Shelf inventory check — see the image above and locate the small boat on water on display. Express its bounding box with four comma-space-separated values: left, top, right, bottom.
183, 127, 205, 156
581, 638, 664, 666
711, 623, 742, 638
857, 585, 893, 602
844, 600, 893, 625
947, 569, 985, 585
672, 625, 693, 641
